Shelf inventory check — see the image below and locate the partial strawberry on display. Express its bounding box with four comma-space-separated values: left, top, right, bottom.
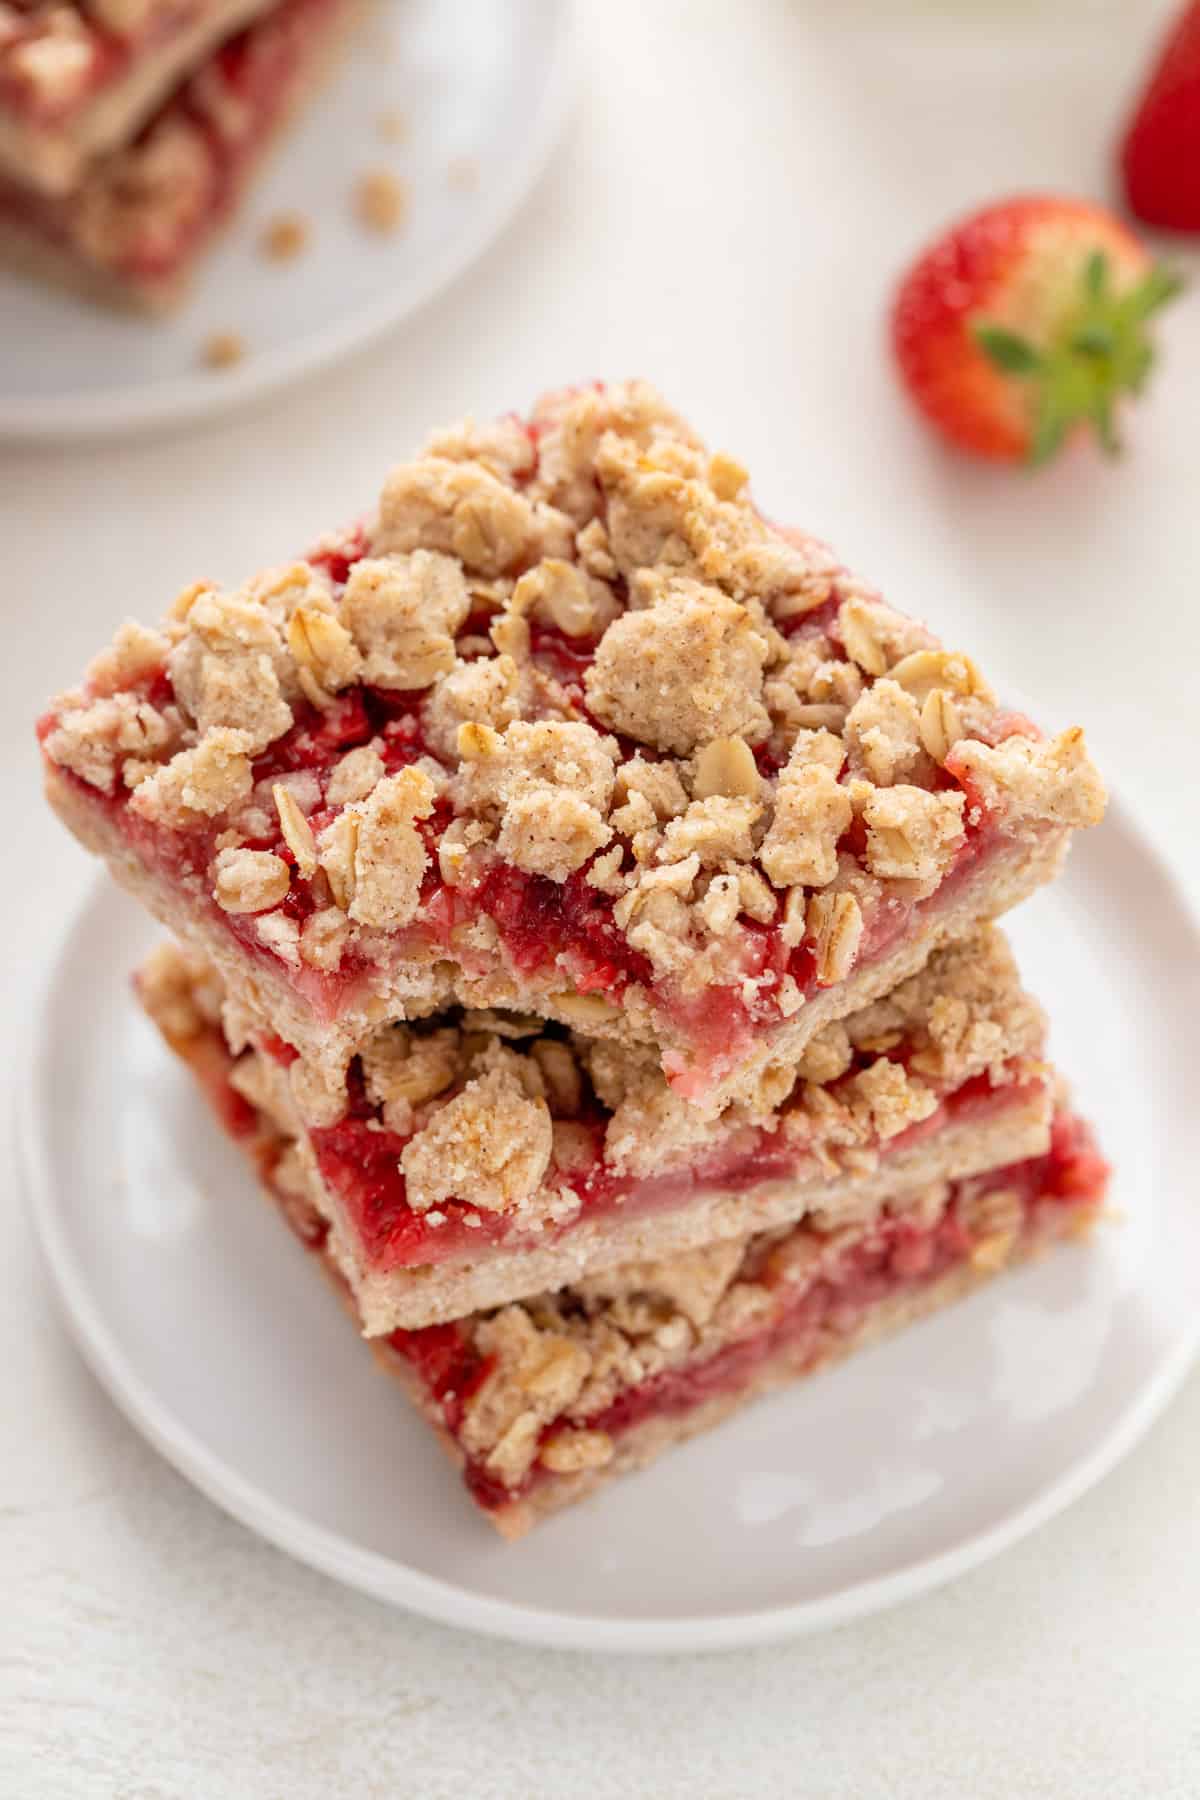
1121, 3, 1200, 232
891, 195, 1181, 464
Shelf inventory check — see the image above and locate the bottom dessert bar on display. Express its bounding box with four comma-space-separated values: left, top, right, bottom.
142, 975, 1109, 1538
0, 0, 355, 309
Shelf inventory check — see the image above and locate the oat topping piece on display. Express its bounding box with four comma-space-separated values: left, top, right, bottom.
42, 382, 1106, 1105
401, 1051, 554, 1215
584, 579, 770, 754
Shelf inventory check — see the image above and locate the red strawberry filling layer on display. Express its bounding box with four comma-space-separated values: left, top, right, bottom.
390, 1111, 1108, 1513
308, 1063, 1043, 1273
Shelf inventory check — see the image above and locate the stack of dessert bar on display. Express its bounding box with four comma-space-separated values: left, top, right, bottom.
0, 0, 354, 305
39, 382, 1110, 1537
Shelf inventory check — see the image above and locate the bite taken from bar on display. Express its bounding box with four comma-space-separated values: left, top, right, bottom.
41, 383, 1106, 1106
142, 925, 1059, 1331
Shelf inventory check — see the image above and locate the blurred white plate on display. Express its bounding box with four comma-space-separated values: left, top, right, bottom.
0, 0, 573, 441
20, 804, 1200, 1653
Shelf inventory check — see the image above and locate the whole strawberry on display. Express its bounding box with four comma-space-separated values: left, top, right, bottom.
891, 195, 1181, 464
1121, 3, 1200, 232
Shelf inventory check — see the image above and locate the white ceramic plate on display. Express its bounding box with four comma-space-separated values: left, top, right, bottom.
0, 0, 573, 441
20, 805, 1200, 1653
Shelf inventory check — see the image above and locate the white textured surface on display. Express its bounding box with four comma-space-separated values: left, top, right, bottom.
4, 0, 1200, 1791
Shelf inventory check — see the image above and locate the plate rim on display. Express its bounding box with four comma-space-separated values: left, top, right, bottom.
0, 0, 577, 445
20, 803, 1200, 1655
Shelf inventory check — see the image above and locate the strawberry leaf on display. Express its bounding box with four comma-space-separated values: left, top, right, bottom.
972, 251, 1183, 466
973, 324, 1043, 373
1083, 250, 1108, 299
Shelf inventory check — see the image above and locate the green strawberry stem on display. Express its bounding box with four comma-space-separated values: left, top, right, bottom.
971, 252, 1184, 466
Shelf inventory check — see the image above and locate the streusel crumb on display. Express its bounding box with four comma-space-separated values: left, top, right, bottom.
201, 331, 245, 370
260, 213, 310, 261
355, 168, 407, 234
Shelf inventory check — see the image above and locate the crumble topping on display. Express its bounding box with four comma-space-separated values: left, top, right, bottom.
946, 728, 1106, 830
377, 457, 547, 577
325, 744, 385, 806
43, 689, 172, 793
362, 1023, 460, 1133
320, 767, 435, 929
401, 1054, 554, 1216
86, 620, 170, 695
340, 552, 467, 691
286, 603, 361, 705
760, 759, 852, 888
459, 1307, 591, 1486
129, 727, 254, 825
273, 784, 317, 877
807, 890, 863, 987
169, 589, 293, 750
537, 1428, 614, 1475
862, 785, 965, 885
583, 579, 770, 753
212, 847, 290, 914
843, 679, 926, 787
457, 718, 617, 882
692, 734, 761, 801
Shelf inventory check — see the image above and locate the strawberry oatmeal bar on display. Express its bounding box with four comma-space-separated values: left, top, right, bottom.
0, 0, 276, 193
139, 946, 1108, 1536
42, 384, 1106, 1105
0, 0, 354, 305
140, 926, 1058, 1330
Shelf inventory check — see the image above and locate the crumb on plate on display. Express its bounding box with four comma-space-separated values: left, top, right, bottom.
354, 168, 407, 234
201, 331, 245, 370
377, 108, 407, 144
260, 212, 310, 262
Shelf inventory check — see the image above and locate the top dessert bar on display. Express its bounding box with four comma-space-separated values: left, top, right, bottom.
0, 0, 275, 192
40, 382, 1106, 1109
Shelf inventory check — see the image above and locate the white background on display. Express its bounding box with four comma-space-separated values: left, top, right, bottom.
4, 2, 1199, 1793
